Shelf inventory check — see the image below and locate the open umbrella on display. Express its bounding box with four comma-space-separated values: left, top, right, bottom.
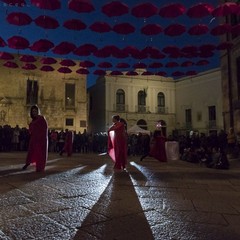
31, 0, 61, 10
186, 71, 197, 76
94, 48, 111, 58
199, 44, 216, 52
112, 23, 135, 34
89, 21, 111, 33
159, 3, 186, 18
212, 2, 239, 17
98, 62, 113, 68
3, 61, 18, 68
133, 62, 147, 68
0, 37, 7, 47
6, 12, 32, 26
126, 71, 138, 76
188, 24, 209, 36
58, 67, 72, 74
19, 55, 37, 62
101, 45, 120, 56
155, 71, 167, 76
79, 60, 95, 68
60, 59, 76, 66
112, 48, 128, 58
231, 24, 240, 36
76, 68, 89, 74
196, 60, 209, 66
131, 51, 148, 60
148, 62, 163, 68
2, 0, 25, 6
142, 46, 160, 56
22, 63, 37, 70
181, 45, 198, 54
115, 62, 130, 68
210, 24, 231, 36
68, 0, 95, 13
93, 69, 106, 75
131, 2, 158, 18
52, 41, 76, 55
164, 23, 186, 36
181, 61, 194, 67
141, 24, 162, 35
109, 70, 123, 76
162, 46, 180, 54
34, 15, 59, 29
166, 62, 179, 68
40, 65, 54, 71
122, 46, 139, 56
172, 71, 184, 77
7, 36, 29, 49
0, 52, 14, 60
40, 57, 57, 64
142, 71, 153, 76
216, 41, 233, 50
150, 52, 165, 59
187, 3, 214, 18
63, 19, 87, 31
102, 1, 129, 17
30, 39, 54, 52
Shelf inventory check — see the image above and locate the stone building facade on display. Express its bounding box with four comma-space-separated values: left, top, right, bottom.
0, 54, 87, 132
88, 68, 223, 136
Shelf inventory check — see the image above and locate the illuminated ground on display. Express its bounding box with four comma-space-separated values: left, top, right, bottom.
0, 152, 240, 240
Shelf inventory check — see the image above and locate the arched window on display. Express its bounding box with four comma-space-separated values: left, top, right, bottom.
138, 90, 146, 112
157, 92, 165, 113
116, 89, 125, 111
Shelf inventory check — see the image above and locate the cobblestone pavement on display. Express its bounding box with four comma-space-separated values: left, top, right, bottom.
0, 152, 240, 240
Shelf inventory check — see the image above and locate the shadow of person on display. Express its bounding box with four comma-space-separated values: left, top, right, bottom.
73, 170, 154, 240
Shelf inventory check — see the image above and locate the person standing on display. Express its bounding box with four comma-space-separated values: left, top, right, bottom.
59, 129, 74, 156
108, 115, 127, 170
22, 105, 48, 172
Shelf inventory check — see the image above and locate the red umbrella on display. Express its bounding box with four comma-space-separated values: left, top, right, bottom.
31, 0, 61, 10
40, 57, 57, 64
159, 3, 186, 18
34, 15, 59, 29
133, 62, 147, 68
52, 41, 76, 55
187, 3, 214, 18
110, 70, 123, 75
7, 36, 29, 49
155, 71, 167, 76
210, 23, 231, 36
196, 60, 209, 66
181, 61, 194, 67
216, 41, 233, 50
94, 48, 111, 58
112, 23, 135, 34
131, 3, 158, 18
112, 49, 128, 58
131, 51, 148, 60
164, 24, 186, 36
40, 65, 54, 71
22, 63, 37, 70
181, 45, 198, 54
212, 2, 239, 17
0, 52, 14, 60
126, 71, 138, 76
93, 69, 106, 75
63, 19, 87, 31
73, 44, 97, 56
186, 71, 197, 76
98, 62, 112, 68
0, 37, 7, 47
199, 44, 216, 52
165, 62, 179, 68
188, 24, 209, 35
102, 1, 129, 17
30, 39, 54, 52
162, 46, 180, 54
142, 71, 153, 76
19, 55, 37, 62
101, 45, 120, 56
150, 52, 165, 59
6, 12, 32, 26
58, 67, 72, 74
231, 24, 240, 36
3, 61, 18, 68
116, 62, 130, 68
79, 60, 95, 68
60, 59, 76, 66
122, 46, 139, 56
168, 52, 183, 58
89, 21, 111, 33
141, 24, 162, 35
172, 71, 184, 77
2, 0, 25, 6
199, 51, 214, 58
148, 62, 163, 68
142, 46, 160, 55
68, 0, 95, 13
76, 68, 89, 74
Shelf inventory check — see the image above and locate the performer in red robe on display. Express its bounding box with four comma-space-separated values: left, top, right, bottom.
59, 129, 73, 156
108, 115, 127, 170
22, 105, 48, 172
140, 130, 167, 162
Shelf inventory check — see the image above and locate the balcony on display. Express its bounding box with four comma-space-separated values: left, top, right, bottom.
156, 106, 168, 114
136, 105, 149, 113
114, 104, 128, 112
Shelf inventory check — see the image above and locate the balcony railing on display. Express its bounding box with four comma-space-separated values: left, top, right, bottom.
136, 105, 149, 113
114, 104, 128, 112
156, 106, 168, 114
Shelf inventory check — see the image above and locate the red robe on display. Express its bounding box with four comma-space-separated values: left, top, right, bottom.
63, 131, 73, 156
26, 115, 48, 172
149, 135, 167, 162
108, 122, 127, 169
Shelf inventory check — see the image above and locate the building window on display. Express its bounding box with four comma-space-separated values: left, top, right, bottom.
138, 90, 146, 112
66, 118, 74, 126
237, 57, 240, 99
80, 120, 86, 127
116, 89, 125, 111
185, 109, 192, 129
65, 83, 75, 108
208, 105, 216, 128
26, 79, 38, 105
158, 92, 165, 107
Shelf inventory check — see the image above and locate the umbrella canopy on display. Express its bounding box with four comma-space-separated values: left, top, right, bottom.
52, 41, 76, 55
148, 62, 163, 68
79, 60, 95, 68
133, 62, 147, 68
7, 35, 29, 49
58, 66, 72, 73
93, 69, 106, 75
60, 59, 76, 66
155, 71, 167, 76
19, 55, 37, 62
162, 46, 180, 54
0, 52, 14, 60
142, 71, 153, 76
115, 62, 130, 68
131, 2, 158, 18
186, 70, 197, 76
187, 3, 214, 18
30, 39, 54, 52
63, 19, 87, 31
141, 24, 162, 36
31, 0, 61, 10
102, 1, 129, 17
188, 24, 209, 35
76, 68, 89, 74
212, 2, 239, 17
126, 71, 138, 76
22, 63, 37, 70
196, 60, 209, 66
3, 61, 18, 68
159, 3, 186, 18
109, 70, 123, 76
165, 61, 179, 68
210, 24, 232, 36
89, 21, 111, 33
98, 62, 113, 68
40, 57, 57, 64
6, 12, 32, 26
34, 15, 59, 29
181, 61, 194, 67
164, 24, 186, 36
112, 23, 135, 35
172, 71, 184, 77
40, 65, 54, 71
68, 0, 95, 13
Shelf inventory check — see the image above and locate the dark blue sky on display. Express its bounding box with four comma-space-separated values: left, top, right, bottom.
0, 0, 221, 87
